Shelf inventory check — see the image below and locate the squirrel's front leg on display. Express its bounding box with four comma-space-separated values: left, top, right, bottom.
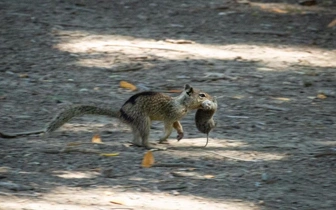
173, 121, 184, 141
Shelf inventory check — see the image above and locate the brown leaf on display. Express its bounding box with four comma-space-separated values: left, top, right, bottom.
317, 93, 327, 99
92, 134, 102, 143
327, 18, 336, 28
19, 73, 29, 78
110, 199, 124, 205
271, 8, 287, 14
120, 81, 137, 91
141, 151, 155, 168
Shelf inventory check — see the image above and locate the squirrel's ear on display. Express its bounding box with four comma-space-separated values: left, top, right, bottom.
184, 84, 193, 95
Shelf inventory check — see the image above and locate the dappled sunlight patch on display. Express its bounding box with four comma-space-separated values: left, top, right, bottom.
271, 97, 291, 102
171, 137, 248, 148
33, 187, 259, 210
53, 30, 336, 70
52, 170, 99, 179
0, 201, 98, 210
170, 138, 287, 161
270, 97, 293, 104
206, 150, 287, 162
314, 140, 336, 147
251, 2, 333, 14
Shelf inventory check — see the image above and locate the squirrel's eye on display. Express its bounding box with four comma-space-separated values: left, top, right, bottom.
199, 93, 206, 98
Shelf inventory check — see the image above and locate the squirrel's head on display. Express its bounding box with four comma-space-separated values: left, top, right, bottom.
182, 84, 214, 110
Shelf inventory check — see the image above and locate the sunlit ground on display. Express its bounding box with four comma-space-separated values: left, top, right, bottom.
250, 1, 335, 14
54, 31, 336, 71
56, 119, 287, 162
1, 187, 259, 210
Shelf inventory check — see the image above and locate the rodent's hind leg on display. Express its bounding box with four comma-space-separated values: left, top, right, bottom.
131, 128, 142, 147
135, 116, 151, 148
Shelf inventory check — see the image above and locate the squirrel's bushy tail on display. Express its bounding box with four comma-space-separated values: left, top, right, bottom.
46, 105, 120, 132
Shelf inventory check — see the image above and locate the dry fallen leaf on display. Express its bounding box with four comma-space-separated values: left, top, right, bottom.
19, 73, 29, 78
110, 199, 124, 205
271, 8, 287, 14
141, 151, 155, 168
327, 18, 336, 28
120, 81, 137, 91
100, 153, 120, 157
92, 134, 102, 143
317, 93, 327, 99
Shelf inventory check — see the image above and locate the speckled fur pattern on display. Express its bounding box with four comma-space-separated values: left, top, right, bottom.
119, 84, 213, 148
43, 84, 213, 149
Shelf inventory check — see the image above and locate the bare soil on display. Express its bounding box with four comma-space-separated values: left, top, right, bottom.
1, 0, 336, 209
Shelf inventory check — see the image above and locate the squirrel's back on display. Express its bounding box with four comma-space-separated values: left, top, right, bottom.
120, 91, 186, 123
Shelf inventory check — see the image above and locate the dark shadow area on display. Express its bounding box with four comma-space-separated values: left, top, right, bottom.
1, 0, 336, 209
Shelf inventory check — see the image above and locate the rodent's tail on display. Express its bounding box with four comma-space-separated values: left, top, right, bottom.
45, 105, 120, 132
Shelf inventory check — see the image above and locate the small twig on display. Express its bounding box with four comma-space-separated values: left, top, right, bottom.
159, 185, 188, 191
164, 39, 195, 44
0, 129, 46, 138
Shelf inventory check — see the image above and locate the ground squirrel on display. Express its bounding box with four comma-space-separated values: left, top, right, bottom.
195, 97, 217, 147
1, 84, 215, 149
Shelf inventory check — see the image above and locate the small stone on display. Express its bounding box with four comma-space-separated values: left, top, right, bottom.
171, 190, 180, 196
261, 173, 268, 181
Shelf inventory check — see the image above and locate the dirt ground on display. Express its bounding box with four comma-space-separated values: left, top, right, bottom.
1, 0, 336, 209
